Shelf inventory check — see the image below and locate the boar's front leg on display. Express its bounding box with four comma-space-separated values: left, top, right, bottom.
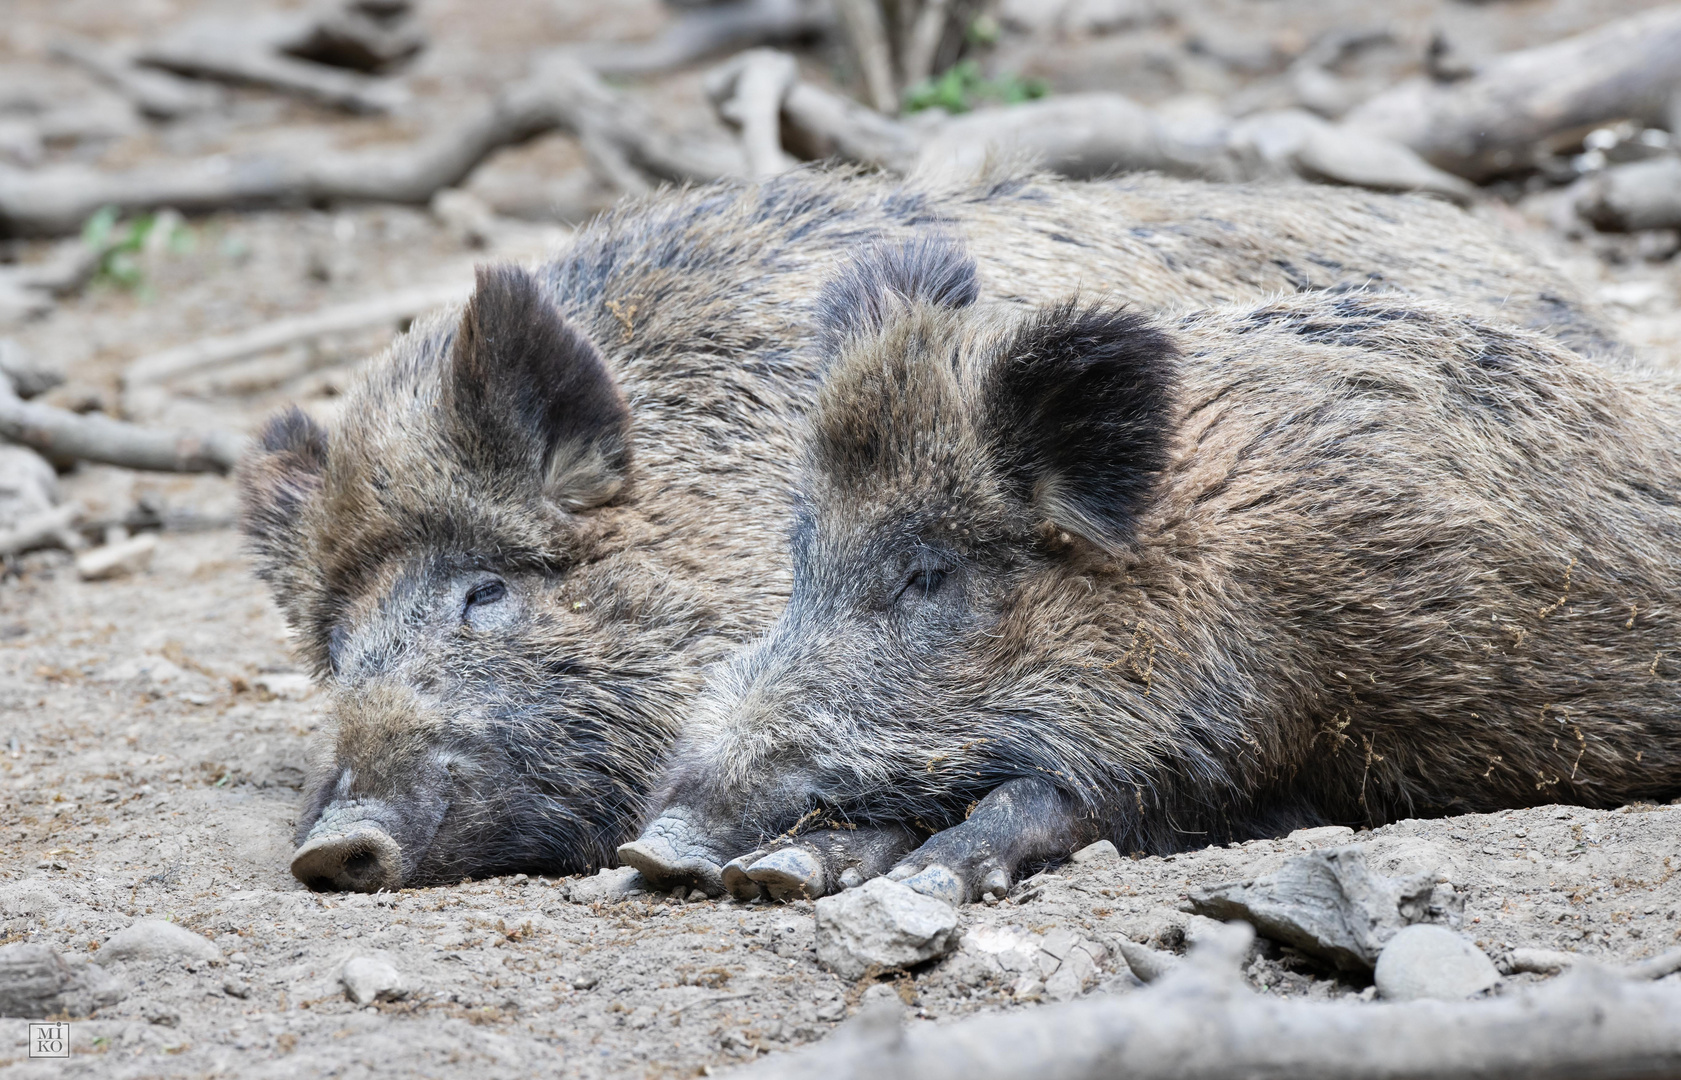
721, 824, 921, 902
887, 777, 1100, 904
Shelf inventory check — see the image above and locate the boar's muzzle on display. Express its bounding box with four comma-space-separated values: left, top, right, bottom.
292, 823, 403, 892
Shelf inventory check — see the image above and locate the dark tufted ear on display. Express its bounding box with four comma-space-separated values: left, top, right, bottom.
446, 264, 631, 511
815, 234, 979, 358
239, 405, 329, 589
982, 302, 1179, 553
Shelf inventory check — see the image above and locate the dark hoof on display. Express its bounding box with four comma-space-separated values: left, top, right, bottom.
745, 847, 827, 901
616, 837, 725, 897
899, 864, 964, 905
722, 852, 768, 901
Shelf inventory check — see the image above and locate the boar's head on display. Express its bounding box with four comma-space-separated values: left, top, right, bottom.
241, 264, 680, 891
624, 241, 1180, 890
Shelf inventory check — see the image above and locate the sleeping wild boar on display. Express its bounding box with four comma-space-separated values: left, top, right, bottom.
240, 165, 1630, 891
620, 238, 1681, 903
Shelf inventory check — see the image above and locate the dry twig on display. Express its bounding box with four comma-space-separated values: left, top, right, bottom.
740, 936, 1681, 1080
0, 61, 742, 237
0, 373, 246, 474
1347, 5, 1681, 180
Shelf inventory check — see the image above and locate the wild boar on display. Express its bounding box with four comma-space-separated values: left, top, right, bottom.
241, 165, 1630, 891
620, 239, 1681, 904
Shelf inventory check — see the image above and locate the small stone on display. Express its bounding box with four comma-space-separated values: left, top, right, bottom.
1011, 974, 1044, 1000
814, 877, 961, 979
1506, 948, 1580, 976
75, 533, 157, 581
1374, 925, 1500, 1002
567, 866, 648, 904
222, 978, 252, 999
339, 956, 407, 1005
97, 920, 221, 966
1070, 840, 1121, 865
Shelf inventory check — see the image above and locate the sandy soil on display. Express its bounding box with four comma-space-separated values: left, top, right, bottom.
2, 0, 1681, 1076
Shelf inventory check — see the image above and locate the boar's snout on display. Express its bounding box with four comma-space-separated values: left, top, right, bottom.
292, 824, 402, 892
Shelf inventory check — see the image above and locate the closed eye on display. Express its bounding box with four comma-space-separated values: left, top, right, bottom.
895, 564, 949, 605
465, 579, 507, 614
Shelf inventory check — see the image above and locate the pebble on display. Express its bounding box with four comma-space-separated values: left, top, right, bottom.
1374, 925, 1500, 1001
814, 877, 961, 979
97, 920, 221, 967
1070, 840, 1121, 865
75, 532, 157, 582
340, 956, 408, 1005
223, 978, 253, 999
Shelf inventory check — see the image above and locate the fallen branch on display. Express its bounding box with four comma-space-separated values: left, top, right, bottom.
707, 50, 801, 178
131, 0, 425, 114
742, 934, 1681, 1080
137, 28, 407, 115
1576, 157, 1681, 232
0, 376, 246, 474
125, 281, 466, 388
1346, 5, 1681, 181
913, 92, 1239, 182
51, 37, 225, 119
580, 0, 828, 76
835, 0, 899, 115
0, 61, 742, 237
780, 78, 923, 171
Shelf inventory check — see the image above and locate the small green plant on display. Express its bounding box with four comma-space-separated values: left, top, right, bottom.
902, 59, 1047, 115
80, 206, 194, 293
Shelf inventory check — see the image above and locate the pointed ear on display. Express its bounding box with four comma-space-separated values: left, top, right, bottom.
239, 405, 329, 584
815, 234, 979, 358
447, 264, 631, 511
983, 303, 1179, 552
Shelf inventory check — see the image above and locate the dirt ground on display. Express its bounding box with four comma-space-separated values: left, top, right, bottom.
3, 0, 1681, 1076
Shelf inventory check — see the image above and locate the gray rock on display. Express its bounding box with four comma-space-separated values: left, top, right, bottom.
339, 956, 407, 1005
815, 877, 961, 979
1187, 845, 1434, 970
0, 943, 124, 1018
97, 920, 221, 967
1070, 840, 1121, 865
566, 866, 648, 904
1374, 924, 1500, 1001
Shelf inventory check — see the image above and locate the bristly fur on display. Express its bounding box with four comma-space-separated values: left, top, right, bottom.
649, 287, 1681, 886
815, 234, 979, 359
236, 164, 1635, 888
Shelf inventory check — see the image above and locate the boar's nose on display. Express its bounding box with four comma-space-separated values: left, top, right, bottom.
291, 826, 403, 892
